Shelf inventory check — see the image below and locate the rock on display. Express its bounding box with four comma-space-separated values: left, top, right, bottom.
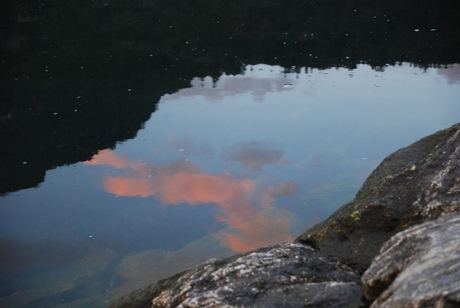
296, 123, 460, 273
110, 242, 363, 308
362, 213, 460, 307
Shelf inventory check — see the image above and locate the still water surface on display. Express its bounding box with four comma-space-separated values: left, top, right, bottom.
1, 63, 460, 306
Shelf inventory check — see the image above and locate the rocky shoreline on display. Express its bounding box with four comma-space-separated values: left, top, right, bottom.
110, 123, 460, 307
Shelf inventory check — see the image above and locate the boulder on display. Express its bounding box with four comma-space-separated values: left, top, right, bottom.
362, 213, 460, 307
110, 242, 362, 308
296, 123, 460, 273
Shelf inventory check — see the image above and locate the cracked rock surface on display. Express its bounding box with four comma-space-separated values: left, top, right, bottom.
296, 123, 460, 273
362, 213, 460, 307
111, 242, 362, 308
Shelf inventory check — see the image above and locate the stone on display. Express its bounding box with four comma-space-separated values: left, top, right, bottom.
296, 123, 460, 273
362, 213, 460, 307
110, 242, 362, 308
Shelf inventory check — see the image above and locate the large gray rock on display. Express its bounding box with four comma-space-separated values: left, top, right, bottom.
110, 242, 362, 308
362, 213, 460, 307
296, 123, 460, 273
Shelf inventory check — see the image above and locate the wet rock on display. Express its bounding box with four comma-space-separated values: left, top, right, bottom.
296, 123, 460, 273
362, 213, 460, 307
110, 242, 362, 308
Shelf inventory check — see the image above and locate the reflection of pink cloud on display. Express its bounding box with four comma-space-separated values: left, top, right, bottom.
217, 210, 295, 252
103, 177, 153, 197
85, 149, 132, 169
225, 142, 287, 171
85, 150, 298, 253
218, 182, 298, 252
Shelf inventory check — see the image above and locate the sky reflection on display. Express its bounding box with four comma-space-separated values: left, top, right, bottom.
436, 64, 460, 85
163, 65, 297, 103
84, 62, 460, 253
1, 62, 459, 308
225, 142, 289, 171
85, 149, 298, 252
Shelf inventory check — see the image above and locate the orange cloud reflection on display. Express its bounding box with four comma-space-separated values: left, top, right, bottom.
85, 149, 133, 169
217, 207, 295, 253
85, 149, 298, 253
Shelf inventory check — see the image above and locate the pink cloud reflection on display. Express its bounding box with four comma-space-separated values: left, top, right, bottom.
85, 150, 298, 252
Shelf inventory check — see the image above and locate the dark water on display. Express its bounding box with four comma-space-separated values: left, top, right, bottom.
1, 1, 460, 306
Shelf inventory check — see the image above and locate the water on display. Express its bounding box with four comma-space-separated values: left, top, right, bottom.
1, 62, 459, 306
1, 1, 460, 306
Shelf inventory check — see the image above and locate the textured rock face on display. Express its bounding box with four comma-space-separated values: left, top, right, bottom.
296, 123, 460, 273
362, 213, 460, 307
111, 242, 362, 308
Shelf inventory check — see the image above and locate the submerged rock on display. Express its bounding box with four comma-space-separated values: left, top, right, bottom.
362, 213, 460, 307
110, 242, 362, 308
296, 123, 460, 273
106, 234, 234, 303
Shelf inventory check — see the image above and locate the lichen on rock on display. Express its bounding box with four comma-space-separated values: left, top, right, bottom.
111, 242, 362, 308
296, 123, 460, 273
362, 213, 460, 307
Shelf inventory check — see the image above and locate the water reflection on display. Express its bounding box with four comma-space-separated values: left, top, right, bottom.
166, 67, 299, 102
437, 63, 460, 85
85, 149, 297, 253
1, 62, 459, 307
2, 1, 460, 306
225, 142, 289, 171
